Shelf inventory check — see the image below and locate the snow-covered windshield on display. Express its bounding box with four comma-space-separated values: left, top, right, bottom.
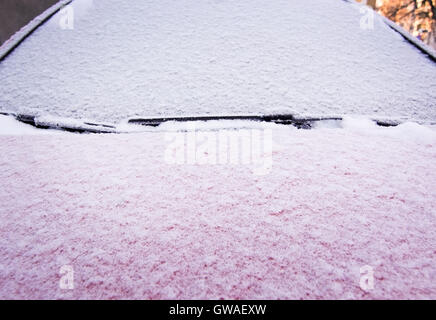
0, 0, 435, 125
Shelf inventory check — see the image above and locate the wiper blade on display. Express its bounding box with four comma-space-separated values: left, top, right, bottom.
128, 114, 397, 129
1, 111, 400, 134
2, 112, 116, 134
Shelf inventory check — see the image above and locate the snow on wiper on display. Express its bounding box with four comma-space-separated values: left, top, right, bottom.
1, 112, 116, 134
1, 111, 400, 134
128, 114, 399, 129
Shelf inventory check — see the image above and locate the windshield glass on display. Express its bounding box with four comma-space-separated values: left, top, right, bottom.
0, 0, 435, 125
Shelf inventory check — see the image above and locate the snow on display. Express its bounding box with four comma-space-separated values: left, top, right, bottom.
0, 121, 435, 299
0, 115, 61, 135
0, 0, 435, 300
341, 116, 436, 144
0, 0, 435, 124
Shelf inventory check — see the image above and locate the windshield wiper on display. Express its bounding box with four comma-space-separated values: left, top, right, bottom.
128, 114, 398, 129
1, 112, 116, 134
2, 112, 399, 134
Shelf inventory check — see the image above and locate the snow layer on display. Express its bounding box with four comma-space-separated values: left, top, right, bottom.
0, 0, 435, 124
0, 123, 435, 299
0, 115, 61, 135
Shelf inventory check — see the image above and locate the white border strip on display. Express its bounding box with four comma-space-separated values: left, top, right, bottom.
0, 0, 72, 61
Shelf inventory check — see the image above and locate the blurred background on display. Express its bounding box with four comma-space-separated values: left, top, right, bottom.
362, 0, 436, 48
0, 0, 435, 49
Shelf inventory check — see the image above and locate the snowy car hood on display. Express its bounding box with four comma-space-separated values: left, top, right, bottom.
0, 118, 435, 299
0, 0, 435, 125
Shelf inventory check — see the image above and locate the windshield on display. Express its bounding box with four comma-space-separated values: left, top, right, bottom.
0, 0, 435, 126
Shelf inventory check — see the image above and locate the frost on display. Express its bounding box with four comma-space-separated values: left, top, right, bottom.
0, 0, 435, 124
